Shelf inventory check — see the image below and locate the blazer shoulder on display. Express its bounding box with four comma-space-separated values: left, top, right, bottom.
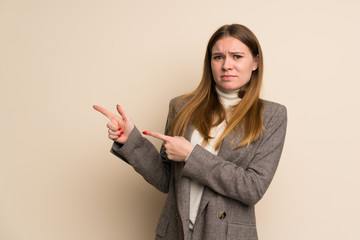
169, 95, 183, 105
165, 95, 188, 127
169, 94, 189, 111
260, 99, 287, 124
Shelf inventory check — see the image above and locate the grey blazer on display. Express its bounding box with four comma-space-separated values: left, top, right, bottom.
111, 97, 287, 240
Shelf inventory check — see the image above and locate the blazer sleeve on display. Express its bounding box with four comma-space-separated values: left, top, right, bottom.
181, 103, 287, 205
109, 100, 177, 193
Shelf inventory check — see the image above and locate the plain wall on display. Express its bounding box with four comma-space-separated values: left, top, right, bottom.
1, 0, 360, 239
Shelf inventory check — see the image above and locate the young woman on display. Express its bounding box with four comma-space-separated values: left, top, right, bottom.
94, 24, 287, 240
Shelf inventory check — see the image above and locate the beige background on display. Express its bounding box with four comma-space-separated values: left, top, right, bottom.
1, 0, 359, 239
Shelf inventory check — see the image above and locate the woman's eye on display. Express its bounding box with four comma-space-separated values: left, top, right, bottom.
234, 55, 242, 59
213, 56, 223, 60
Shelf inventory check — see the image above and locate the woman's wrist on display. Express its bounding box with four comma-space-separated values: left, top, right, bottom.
184, 145, 195, 162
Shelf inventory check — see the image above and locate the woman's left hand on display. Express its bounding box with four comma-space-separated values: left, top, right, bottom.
143, 131, 194, 162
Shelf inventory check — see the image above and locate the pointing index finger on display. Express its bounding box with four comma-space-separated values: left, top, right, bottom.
143, 130, 170, 141
93, 105, 116, 119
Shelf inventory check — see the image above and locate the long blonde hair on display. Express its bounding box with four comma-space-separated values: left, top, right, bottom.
170, 24, 264, 150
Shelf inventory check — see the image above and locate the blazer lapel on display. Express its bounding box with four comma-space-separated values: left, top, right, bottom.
176, 169, 191, 235
175, 125, 195, 238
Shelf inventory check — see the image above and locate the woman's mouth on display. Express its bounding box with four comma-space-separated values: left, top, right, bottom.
221, 75, 236, 80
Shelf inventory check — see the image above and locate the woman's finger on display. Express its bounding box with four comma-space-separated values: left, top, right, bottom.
116, 105, 129, 121
93, 105, 117, 120
108, 128, 121, 135
109, 134, 119, 140
142, 130, 170, 141
107, 121, 120, 132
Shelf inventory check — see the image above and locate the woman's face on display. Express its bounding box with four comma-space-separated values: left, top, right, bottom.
211, 36, 258, 92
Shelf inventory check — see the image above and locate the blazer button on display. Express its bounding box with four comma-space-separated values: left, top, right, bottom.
218, 211, 226, 220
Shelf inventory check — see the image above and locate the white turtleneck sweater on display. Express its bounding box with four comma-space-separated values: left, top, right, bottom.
188, 87, 241, 230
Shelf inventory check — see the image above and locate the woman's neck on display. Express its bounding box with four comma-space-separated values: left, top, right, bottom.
215, 86, 241, 108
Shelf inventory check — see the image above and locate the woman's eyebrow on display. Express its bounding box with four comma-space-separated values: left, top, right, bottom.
212, 51, 246, 55
229, 51, 246, 54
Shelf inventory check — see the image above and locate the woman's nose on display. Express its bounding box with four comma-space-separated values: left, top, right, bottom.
222, 57, 233, 70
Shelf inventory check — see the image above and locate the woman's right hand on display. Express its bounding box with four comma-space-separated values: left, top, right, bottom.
93, 105, 134, 144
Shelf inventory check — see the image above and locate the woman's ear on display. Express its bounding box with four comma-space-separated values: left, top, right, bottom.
252, 55, 259, 71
